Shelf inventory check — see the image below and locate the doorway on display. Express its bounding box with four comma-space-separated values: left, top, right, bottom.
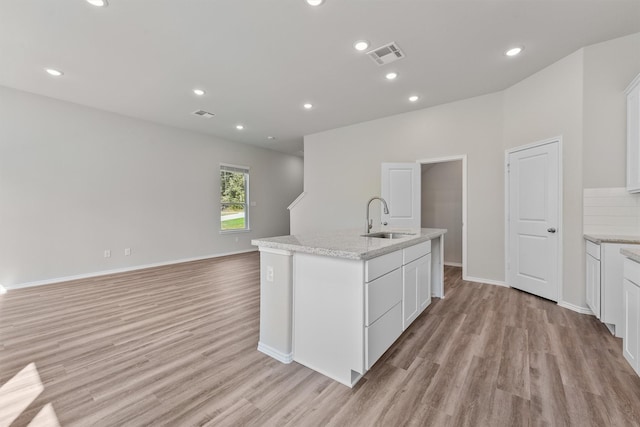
417, 155, 467, 282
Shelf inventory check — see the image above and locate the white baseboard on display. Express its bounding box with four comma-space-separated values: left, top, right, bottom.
444, 262, 463, 267
257, 342, 293, 364
6, 248, 258, 291
463, 275, 508, 287
557, 300, 593, 315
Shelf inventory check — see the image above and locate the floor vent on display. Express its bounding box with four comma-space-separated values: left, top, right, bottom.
367, 42, 405, 66
191, 110, 215, 118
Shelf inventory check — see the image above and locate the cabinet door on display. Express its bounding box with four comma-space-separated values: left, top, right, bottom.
419, 255, 432, 311
365, 302, 402, 370
626, 75, 640, 192
403, 255, 428, 330
585, 253, 601, 319
623, 279, 639, 374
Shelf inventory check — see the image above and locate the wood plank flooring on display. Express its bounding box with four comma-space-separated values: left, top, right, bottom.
1, 253, 640, 426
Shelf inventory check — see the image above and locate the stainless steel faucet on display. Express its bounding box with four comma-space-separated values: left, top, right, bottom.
366, 197, 389, 234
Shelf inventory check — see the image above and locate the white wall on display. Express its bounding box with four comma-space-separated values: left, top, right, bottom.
583, 33, 640, 188
583, 188, 640, 235
421, 161, 462, 265
0, 85, 303, 288
294, 33, 640, 309
294, 92, 505, 282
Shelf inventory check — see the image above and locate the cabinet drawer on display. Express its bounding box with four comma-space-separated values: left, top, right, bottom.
403, 241, 431, 265
365, 302, 402, 370
586, 240, 601, 260
366, 250, 403, 282
365, 268, 402, 326
625, 257, 640, 286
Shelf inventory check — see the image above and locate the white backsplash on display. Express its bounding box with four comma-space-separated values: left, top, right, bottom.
584, 187, 640, 235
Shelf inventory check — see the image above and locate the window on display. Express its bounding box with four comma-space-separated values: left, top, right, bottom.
220, 164, 249, 231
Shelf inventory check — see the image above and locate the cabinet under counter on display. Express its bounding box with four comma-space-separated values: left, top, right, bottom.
252, 228, 446, 387
584, 234, 640, 337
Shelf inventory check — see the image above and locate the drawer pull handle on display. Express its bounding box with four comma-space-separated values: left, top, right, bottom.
548, 228, 556, 233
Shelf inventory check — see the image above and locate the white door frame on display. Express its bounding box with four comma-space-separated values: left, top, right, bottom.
415, 155, 467, 279
504, 136, 563, 303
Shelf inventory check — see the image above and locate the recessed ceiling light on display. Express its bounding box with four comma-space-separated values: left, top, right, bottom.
193, 89, 205, 96
505, 47, 523, 57
267, 136, 276, 140
86, 0, 108, 7
354, 40, 369, 51
236, 124, 244, 130
385, 72, 398, 80
306, 0, 324, 5
409, 95, 419, 102
45, 68, 63, 77
303, 103, 313, 109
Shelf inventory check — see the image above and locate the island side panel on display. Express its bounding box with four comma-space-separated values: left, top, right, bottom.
258, 248, 294, 363
293, 252, 365, 387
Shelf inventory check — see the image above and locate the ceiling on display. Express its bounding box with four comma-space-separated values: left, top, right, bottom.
1, 1, 639, 156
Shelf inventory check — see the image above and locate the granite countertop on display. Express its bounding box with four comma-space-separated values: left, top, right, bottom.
251, 228, 447, 261
621, 247, 640, 263
584, 234, 640, 244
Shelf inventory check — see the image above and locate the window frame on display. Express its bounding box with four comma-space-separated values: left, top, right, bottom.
219, 163, 250, 234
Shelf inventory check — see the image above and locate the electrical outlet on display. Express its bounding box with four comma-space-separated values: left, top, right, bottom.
104, 249, 111, 258
235, 237, 239, 243
266, 266, 274, 282
124, 248, 131, 256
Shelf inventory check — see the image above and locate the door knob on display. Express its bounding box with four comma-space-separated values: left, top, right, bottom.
547, 228, 556, 233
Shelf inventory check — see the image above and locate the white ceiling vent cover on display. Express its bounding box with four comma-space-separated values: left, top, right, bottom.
191, 110, 215, 118
367, 42, 405, 66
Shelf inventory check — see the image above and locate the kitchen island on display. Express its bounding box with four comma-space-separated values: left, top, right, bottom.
252, 228, 446, 387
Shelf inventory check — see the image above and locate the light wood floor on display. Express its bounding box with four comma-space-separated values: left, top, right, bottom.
1, 252, 640, 426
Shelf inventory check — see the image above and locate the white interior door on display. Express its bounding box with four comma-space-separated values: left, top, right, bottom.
381, 163, 421, 229
507, 140, 560, 301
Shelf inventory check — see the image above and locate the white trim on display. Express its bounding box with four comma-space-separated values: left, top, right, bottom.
558, 300, 593, 315
219, 229, 252, 234
0, 285, 7, 294
288, 192, 306, 210
625, 72, 640, 95
444, 262, 462, 268
463, 275, 508, 288
416, 155, 467, 281
6, 248, 258, 290
257, 342, 293, 364
258, 247, 293, 256
504, 137, 564, 303
219, 162, 250, 171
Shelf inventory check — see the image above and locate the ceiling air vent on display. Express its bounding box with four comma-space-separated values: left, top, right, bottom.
191, 110, 215, 118
367, 42, 405, 66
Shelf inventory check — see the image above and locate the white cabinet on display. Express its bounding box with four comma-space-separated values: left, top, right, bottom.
365, 302, 402, 370
623, 258, 640, 376
419, 255, 432, 310
626, 73, 640, 192
585, 241, 601, 319
292, 238, 435, 387
401, 240, 432, 330
584, 240, 638, 337
402, 257, 421, 328
364, 261, 403, 370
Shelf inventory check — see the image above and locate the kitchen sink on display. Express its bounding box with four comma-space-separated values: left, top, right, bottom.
362, 232, 415, 239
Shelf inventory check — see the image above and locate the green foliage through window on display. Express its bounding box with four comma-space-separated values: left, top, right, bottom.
220, 165, 249, 231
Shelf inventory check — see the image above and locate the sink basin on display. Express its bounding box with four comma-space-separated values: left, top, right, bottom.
362, 232, 415, 239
